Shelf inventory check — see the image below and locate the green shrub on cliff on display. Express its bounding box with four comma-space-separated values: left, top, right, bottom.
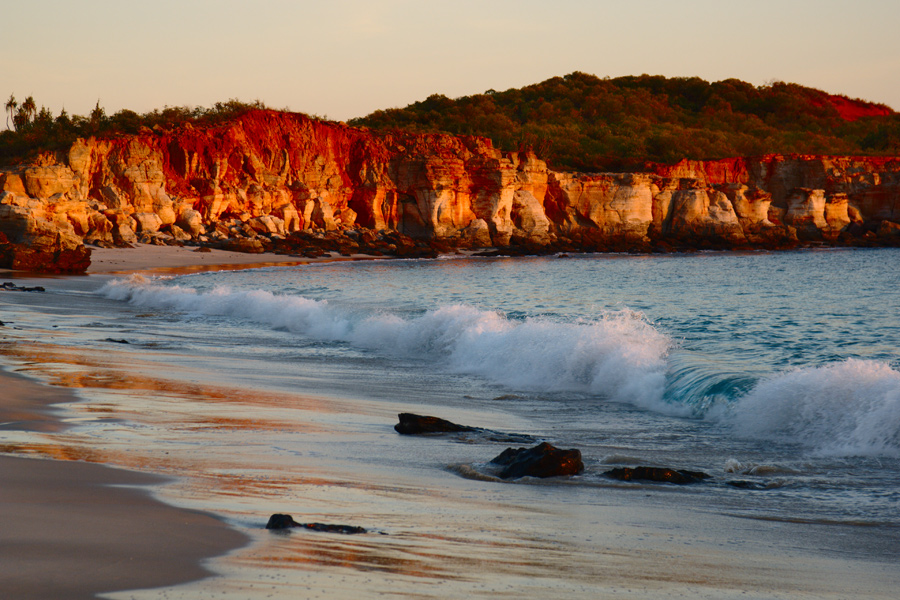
350, 72, 900, 171
0, 99, 269, 165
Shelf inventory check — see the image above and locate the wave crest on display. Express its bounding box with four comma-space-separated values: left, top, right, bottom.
727, 359, 900, 457
100, 276, 671, 409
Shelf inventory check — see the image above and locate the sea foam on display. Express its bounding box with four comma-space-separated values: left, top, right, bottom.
726, 359, 900, 457
101, 275, 671, 409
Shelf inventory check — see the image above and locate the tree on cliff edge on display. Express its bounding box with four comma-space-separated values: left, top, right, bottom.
20, 96, 36, 127
6, 95, 37, 131
88, 100, 107, 133
5, 94, 17, 130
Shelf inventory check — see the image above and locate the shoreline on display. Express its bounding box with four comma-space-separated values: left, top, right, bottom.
85, 244, 381, 275
0, 251, 270, 599
0, 453, 248, 600
0, 367, 249, 600
0, 243, 392, 279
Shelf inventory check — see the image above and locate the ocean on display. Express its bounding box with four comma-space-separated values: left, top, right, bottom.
2, 248, 899, 598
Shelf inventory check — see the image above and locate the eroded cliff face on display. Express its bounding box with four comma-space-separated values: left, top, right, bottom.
653, 156, 900, 220
2, 110, 900, 270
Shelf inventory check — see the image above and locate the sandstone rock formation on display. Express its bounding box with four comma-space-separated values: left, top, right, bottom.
2, 109, 899, 271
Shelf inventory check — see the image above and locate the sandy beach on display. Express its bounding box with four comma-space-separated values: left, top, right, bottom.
1, 247, 299, 599
86, 244, 313, 275
0, 369, 248, 600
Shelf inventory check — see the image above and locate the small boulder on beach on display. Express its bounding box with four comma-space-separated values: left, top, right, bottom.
394, 413, 535, 443
490, 442, 584, 479
1, 282, 46, 292
394, 413, 477, 435
604, 466, 711, 485
265, 513, 366, 534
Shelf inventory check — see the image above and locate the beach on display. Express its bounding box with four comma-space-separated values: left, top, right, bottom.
0, 370, 248, 600
2, 246, 899, 599
85, 245, 315, 275
0, 246, 379, 599
0, 246, 315, 599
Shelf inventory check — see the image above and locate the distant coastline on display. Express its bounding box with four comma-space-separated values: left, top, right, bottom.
2, 74, 899, 273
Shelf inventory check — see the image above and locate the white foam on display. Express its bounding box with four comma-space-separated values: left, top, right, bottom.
726, 359, 900, 457
101, 276, 671, 409
723, 458, 799, 476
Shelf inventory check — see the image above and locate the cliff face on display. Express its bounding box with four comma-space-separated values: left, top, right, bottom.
2, 110, 900, 270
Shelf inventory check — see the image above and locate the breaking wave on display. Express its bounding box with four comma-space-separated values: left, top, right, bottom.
101, 275, 672, 410
725, 359, 900, 457
100, 275, 900, 456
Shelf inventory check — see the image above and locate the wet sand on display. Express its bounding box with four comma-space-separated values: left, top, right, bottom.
1, 250, 264, 600
0, 454, 247, 600
86, 244, 310, 275
86, 243, 380, 275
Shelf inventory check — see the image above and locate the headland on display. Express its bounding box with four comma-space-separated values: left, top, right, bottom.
1, 108, 899, 274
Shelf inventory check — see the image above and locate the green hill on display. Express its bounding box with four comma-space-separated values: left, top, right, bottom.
349, 72, 900, 172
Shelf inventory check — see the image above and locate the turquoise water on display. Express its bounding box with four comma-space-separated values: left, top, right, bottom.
93, 249, 900, 526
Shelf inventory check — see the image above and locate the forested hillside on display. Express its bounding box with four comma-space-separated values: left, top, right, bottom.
4, 74, 899, 172
350, 72, 900, 171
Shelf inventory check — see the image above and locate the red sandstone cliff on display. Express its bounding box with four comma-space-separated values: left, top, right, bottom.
2, 110, 900, 270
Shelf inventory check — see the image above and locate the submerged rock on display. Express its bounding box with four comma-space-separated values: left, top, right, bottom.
604, 466, 710, 485
726, 479, 769, 490
265, 513, 366, 534
490, 442, 584, 479
394, 413, 477, 435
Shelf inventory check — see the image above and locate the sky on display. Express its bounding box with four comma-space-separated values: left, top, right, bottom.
4, 0, 899, 126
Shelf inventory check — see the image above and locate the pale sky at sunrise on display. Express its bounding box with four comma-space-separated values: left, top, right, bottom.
4, 0, 899, 126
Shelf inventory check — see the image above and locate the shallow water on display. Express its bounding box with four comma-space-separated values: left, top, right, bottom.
2, 249, 899, 598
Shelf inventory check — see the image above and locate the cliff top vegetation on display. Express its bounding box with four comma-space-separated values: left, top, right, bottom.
350, 72, 900, 171
0, 97, 271, 166
3, 73, 899, 172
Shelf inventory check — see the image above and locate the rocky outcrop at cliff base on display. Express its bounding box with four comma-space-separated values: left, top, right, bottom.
2, 110, 899, 271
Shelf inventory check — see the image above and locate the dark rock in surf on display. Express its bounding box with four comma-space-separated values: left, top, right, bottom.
604, 466, 711, 485
394, 413, 535, 443
265, 513, 366, 534
490, 442, 584, 479
1, 282, 46, 292
394, 413, 477, 435
303, 522, 367, 534
266, 513, 299, 529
